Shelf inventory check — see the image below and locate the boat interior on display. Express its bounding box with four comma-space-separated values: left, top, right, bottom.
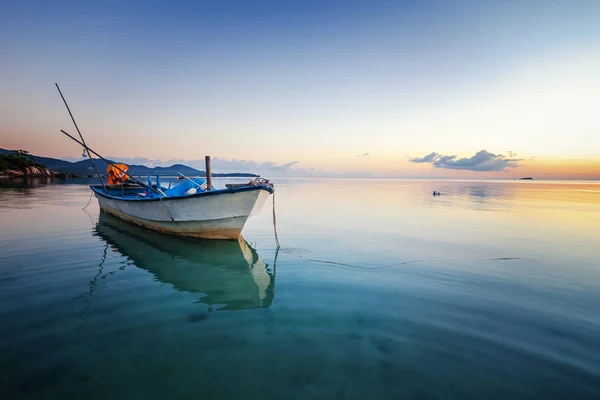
93, 176, 209, 199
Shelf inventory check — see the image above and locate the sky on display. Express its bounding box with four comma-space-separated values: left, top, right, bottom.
1, 0, 599, 179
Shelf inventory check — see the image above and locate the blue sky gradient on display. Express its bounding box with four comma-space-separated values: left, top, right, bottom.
2, 1, 599, 177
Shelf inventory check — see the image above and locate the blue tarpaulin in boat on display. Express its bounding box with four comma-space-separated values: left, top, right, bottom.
164, 179, 207, 197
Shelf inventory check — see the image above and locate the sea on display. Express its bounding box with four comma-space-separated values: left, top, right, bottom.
1, 177, 599, 399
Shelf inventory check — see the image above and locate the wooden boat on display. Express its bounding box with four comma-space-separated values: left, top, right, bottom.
91, 177, 274, 239
94, 212, 275, 311
54, 83, 276, 240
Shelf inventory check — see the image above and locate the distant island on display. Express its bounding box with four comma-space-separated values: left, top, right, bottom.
520, 177, 533, 180
0, 148, 259, 178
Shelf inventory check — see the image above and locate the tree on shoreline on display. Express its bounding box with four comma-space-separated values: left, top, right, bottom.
0, 149, 45, 172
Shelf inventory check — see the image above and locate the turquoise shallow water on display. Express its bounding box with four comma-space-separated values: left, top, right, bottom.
1, 178, 600, 399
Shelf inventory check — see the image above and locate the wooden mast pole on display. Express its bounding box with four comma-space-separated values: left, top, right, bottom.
205, 156, 213, 191
55, 83, 107, 192
60, 130, 165, 196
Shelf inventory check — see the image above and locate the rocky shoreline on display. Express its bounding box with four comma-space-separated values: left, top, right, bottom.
0, 166, 75, 179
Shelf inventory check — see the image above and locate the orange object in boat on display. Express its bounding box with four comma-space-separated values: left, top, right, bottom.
106, 164, 129, 185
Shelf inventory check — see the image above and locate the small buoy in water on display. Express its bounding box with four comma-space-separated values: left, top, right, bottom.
185, 187, 197, 195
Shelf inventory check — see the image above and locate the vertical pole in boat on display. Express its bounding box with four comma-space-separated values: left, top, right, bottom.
205, 156, 213, 191
55, 83, 107, 192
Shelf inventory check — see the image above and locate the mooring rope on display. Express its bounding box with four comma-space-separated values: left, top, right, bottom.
272, 190, 280, 249
249, 178, 280, 249
82, 190, 94, 210
160, 197, 175, 222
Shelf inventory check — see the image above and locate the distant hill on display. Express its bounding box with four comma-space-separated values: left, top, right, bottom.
0, 148, 259, 178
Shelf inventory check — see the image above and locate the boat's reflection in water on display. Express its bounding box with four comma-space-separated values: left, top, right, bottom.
94, 212, 275, 311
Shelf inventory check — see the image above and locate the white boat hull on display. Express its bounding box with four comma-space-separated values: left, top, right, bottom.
94, 187, 272, 239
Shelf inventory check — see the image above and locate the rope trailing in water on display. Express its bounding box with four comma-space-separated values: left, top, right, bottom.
297, 255, 524, 270
272, 190, 280, 249
248, 178, 280, 249
298, 254, 420, 270
82, 191, 94, 211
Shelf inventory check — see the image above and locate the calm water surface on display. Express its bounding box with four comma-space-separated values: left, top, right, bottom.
1, 178, 600, 399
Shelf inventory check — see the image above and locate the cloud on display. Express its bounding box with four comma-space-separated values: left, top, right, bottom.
209, 158, 302, 174
409, 152, 439, 163
204, 158, 318, 177
269, 160, 300, 170
356, 152, 370, 157
409, 150, 523, 171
